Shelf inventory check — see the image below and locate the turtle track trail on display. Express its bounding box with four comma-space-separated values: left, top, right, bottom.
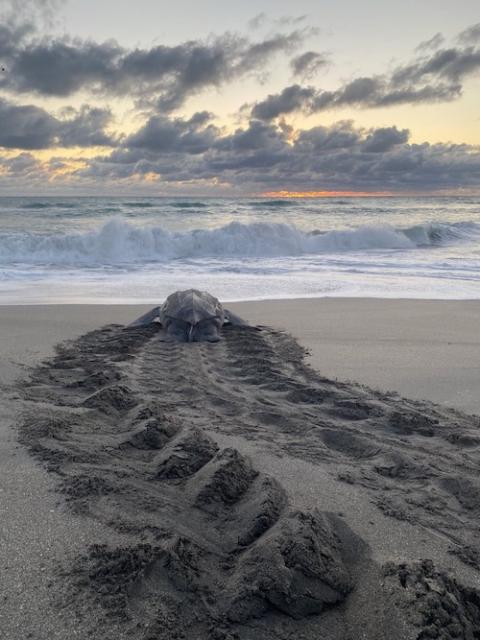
17, 323, 480, 639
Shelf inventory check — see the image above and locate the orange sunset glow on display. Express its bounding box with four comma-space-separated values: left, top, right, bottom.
261, 190, 395, 198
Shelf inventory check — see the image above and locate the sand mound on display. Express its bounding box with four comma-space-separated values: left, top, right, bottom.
384, 559, 480, 639
154, 428, 219, 480
83, 384, 138, 412
227, 510, 353, 623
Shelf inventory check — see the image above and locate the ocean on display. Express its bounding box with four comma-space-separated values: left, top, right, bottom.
0, 195, 479, 304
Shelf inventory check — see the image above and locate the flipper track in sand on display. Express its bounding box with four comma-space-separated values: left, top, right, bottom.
18, 323, 480, 639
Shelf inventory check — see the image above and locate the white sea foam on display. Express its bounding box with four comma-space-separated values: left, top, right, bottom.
0, 218, 478, 266
1, 196, 479, 303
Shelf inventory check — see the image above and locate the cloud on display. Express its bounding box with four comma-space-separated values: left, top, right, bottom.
1, 0, 67, 29
251, 84, 316, 120
0, 98, 115, 149
249, 23, 480, 120
0, 23, 306, 110
294, 120, 363, 152
247, 13, 307, 30
390, 46, 480, 86
125, 111, 219, 154
0, 151, 40, 174
457, 23, 480, 44
248, 13, 267, 30
58, 105, 116, 147
291, 51, 328, 79
0, 18, 34, 58
361, 127, 409, 152
237, 31, 303, 72
3, 0, 65, 12
76, 117, 480, 193
0, 98, 59, 149
275, 15, 308, 27
7, 38, 123, 96
213, 119, 288, 156
415, 32, 445, 52
1, 15, 479, 195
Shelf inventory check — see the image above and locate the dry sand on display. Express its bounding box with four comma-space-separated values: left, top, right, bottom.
1, 299, 480, 639
230, 298, 480, 416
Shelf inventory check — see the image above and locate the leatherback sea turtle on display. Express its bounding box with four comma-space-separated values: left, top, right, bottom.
129, 289, 246, 342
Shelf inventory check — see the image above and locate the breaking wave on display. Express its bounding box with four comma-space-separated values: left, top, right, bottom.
0, 219, 478, 266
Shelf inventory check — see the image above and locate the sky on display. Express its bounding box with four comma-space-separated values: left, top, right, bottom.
0, 0, 479, 195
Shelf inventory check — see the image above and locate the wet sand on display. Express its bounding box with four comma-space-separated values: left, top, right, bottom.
1, 299, 480, 639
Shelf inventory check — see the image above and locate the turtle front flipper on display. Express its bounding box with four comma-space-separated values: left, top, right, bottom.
128, 306, 161, 328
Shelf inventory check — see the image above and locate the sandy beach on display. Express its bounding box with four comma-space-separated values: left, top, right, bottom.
2, 0, 480, 635
1, 298, 480, 639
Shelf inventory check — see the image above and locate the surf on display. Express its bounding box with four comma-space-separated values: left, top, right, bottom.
0, 218, 478, 266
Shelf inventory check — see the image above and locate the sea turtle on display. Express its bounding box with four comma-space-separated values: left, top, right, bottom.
129, 289, 246, 342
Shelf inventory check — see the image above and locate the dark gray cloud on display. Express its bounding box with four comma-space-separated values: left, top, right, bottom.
58, 105, 115, 147
361, 127, 409, 153
294, 120, 363, 152
291, 51, 328, 79
214, 119, 287, 153
390, 46, 480, 86
0, 23, 305, 110
0, 98, 115, 149
251, 84, 316, 120
0, 151, 40, 174
125, 111, 219, 154
77, 117, 480, 193
0, 19, 33, 58
0, 98, 59, 149
249, 24, 480, 120
8, 38, 122, 96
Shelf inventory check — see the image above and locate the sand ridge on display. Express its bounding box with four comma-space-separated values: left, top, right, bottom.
17, 322, 480, 639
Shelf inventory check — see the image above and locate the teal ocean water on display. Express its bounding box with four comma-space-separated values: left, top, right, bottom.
0, 196, 479, 303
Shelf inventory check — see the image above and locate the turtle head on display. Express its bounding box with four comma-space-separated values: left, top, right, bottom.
164, 316, 223, 343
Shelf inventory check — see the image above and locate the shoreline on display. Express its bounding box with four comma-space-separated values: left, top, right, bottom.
0, 295, 479, 306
